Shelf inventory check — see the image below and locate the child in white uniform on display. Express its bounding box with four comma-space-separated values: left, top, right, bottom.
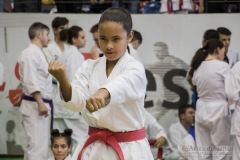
49, 7, 154, 160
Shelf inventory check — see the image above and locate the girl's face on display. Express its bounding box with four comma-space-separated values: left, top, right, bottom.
216, 47, 225, 61
51, 137, 70, 160
73, 31, 86, 49
99, 21, 133, 62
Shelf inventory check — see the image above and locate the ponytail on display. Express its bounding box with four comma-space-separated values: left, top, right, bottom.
190, 48, 207, 70
59, 26, 83, 45
191, 38, 224, 70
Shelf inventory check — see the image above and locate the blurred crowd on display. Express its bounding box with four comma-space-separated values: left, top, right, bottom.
0, 0, 240, 14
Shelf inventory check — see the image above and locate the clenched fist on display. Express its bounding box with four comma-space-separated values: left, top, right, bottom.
48, 61, 67, 82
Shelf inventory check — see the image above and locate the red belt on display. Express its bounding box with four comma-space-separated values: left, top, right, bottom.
148, 139, 163, 159
77, 127, 146, 160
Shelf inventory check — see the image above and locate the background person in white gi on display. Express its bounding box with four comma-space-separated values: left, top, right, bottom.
59, 25, 86, 81
90, 23, 104, 59
192, 39, 231, 160
225, 61, 240, 160
17, 22, 52, 160
57, 25, 88, 150
217, 27, 239, 68
145, 111, 172, 159
128, 29, 143, 63
167, 104, 196, 160
48, 129, 72, 160
48, 7, 154, 160
44, 16, 69, 61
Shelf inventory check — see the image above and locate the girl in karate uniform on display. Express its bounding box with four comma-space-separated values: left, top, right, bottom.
48, 7, 154, 160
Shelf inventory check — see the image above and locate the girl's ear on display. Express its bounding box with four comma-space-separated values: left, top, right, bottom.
72, 37, 76, 44
215, 47, 220, 54
127, 31, 134, 43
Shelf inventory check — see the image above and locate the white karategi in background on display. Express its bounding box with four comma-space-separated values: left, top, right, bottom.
62, 52, 154, 160
18, 43, 52, 160
57, 44, 88, 150
145, 111, 173, 159
225, 61, 240, 160
193, 60, 231, 160
167, 121, 197, 160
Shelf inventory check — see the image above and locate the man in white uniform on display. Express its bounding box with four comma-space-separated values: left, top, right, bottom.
168, 104, 196, 160
217, 27, 239, 69
18, 22, 52, 160
217, 27, 239, 116
44, 17, 69, 61
90, 23, 103, 59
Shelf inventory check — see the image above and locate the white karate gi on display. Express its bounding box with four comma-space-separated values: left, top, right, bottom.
167, 121, 197, 160
145, 111, 173, 159
128, 43, 143, 63
145, 111, 168, 141
18, 43, 52, 160
43, 41, 69, 61
227, 49, 239, 69
60, 45, 85, 82
226, 49, 240, 116
62, 52, 154, 160
192, 60, 231, 160
48, 154, 71, 160
56, 45, 88, 150
0, 61, 3, 85
225, 61, 240, 160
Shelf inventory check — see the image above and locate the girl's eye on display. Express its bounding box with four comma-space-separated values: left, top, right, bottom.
113, 37, 120, 42
100, 37, 106, 41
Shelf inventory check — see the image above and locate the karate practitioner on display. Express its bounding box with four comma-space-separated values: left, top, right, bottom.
128, 29, 143, 63
89, 23, 103, 59
49, 7, 154, 160
48, 129, 72, 160
18, 22, 52, 160
44, 16, 69, 62
217, 27, 239, 68
192, 39, 231, 159
217, 27, 239, 117
57, 25, 88, 150
167, 104, 196, 160
225, 61, 240, 160
59, 25, 86, 81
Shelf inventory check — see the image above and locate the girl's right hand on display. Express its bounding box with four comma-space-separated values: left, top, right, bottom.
48, 61, 67, 82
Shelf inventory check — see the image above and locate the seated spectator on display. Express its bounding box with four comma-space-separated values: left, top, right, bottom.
48, 129, 73, 160
167, 104, 197, 160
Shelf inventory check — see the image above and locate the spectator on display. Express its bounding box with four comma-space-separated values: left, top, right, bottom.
167, 104, 196, 160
